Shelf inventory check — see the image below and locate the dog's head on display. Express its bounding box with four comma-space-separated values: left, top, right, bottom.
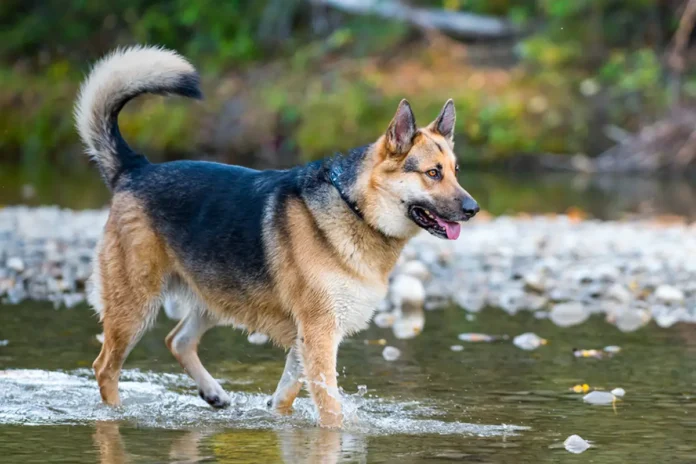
362, 99, 479, 240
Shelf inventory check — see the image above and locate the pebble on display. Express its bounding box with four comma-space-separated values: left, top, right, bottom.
450, 345, 464, 352
398, 260, 431, 282
247, 332, 269, 345
564, 434, 591, 454
0, 340, 8, 347
606, 283, 632, 303
550, 302, 589, 327
389, 274, 425, 308
653, 306, 687, 328
374, 312, 396, 328
513, 332, 546, 351
458, 333, 495, 343
2, 208, 696, 332
612, 307, 650, 333
382, 346, 401, 361
453, 291, 486, 313
6, 257, 24, 273
392, 310, 424, 339
654, 285, 685, 305
611, 387, 625, 398
523, 271, 546, 293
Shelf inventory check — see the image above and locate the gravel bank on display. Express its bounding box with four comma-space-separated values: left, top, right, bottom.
2, 206, 695, 331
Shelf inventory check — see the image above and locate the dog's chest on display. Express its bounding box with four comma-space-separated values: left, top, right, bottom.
324, 275, 386, 335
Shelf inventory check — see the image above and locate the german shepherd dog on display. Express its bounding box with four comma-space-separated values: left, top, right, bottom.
75, 46, 479, 428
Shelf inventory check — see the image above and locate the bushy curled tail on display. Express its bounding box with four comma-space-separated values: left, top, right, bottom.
74, 45, 202, 188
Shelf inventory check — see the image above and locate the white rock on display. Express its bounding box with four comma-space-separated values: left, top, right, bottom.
374, 312, 396, 328
614, 308, 650, 333
583, 391, 615, 405
376, 298, 391, 312
595, 264, 619, 282
653, 306, 687, 328
564, 434, 591, 454
61, 293, 85, 309
550, 302, 589, 327
0, 340, 8, 347
655, 285, 685, 305
390, 274, 425, 307
606, 283, 632, 303
523, 271, 546, 292
7, 257, 24, 273
521, 294, 548, 311
392, 309, 424, 340
453, 291, 486, 313
603, 345, 621, 353
610, 387, 625, 398
247, 332, 269, 345
450, 345, 464, 352
399, 260, 431, 282
382, 346, 401, 361
513, 332, 546, 351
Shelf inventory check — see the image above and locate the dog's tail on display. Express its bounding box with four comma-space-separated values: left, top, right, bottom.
74, 45, 202, 189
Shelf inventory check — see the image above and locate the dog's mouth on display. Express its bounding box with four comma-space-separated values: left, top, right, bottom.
408, 206, 461, 240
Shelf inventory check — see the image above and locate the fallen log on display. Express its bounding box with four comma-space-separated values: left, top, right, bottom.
310, 0, 517, 40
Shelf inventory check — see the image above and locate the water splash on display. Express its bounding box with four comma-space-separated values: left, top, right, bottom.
0, 369, 527, 437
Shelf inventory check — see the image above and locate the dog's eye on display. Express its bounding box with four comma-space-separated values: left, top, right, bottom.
455, 165, 460, 173
426, 169, 441, 179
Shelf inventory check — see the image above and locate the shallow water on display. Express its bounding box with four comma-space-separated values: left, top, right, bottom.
1, 302, 694, 463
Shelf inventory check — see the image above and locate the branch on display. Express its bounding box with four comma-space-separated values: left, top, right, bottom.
668, 0, 696, 106
309, 0, 517, 40
669, 0, 696, 74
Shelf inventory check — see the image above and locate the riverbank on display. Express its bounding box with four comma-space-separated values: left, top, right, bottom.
2, 206, 695, 331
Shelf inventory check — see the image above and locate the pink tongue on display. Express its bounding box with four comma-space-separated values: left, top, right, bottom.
435, 217, 461, 240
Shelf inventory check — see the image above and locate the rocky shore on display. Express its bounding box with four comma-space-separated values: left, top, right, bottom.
2, 206, 695, 332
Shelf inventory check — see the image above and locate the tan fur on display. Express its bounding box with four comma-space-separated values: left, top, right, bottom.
93, 193, 170, 405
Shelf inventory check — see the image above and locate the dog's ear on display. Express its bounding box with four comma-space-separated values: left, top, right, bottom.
428, 99, 456, 144
386, 99, 417, 155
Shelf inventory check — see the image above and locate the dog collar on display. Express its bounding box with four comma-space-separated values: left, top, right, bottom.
328, 166, 364, 220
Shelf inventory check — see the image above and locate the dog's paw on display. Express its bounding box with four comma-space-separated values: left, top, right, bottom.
268, 394, 295, 415
198, 389, 231, 409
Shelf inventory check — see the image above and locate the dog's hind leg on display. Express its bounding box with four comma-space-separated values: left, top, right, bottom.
93, 198, 168, 406
165, 310, 231, 408
268, 344, 303, 415
94, 292, 161, 406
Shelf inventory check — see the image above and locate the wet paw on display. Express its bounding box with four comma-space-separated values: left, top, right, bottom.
198, 389, 231, 409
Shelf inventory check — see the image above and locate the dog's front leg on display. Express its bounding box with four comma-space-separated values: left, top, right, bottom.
269, 344, 303, 415
301, 326, 342, 428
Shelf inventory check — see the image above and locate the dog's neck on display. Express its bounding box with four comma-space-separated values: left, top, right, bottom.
325, 146, 369, 220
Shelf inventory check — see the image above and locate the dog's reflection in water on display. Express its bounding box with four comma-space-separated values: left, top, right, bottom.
93, 421, 366, 463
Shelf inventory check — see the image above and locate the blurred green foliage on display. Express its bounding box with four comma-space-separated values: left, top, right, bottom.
0, 0, 689, 168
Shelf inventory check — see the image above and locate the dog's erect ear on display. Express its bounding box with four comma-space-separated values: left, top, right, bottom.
428, 99, 456, 143
386, 99, 417, 155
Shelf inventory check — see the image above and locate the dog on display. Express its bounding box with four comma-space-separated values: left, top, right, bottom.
75, 46, 479, 428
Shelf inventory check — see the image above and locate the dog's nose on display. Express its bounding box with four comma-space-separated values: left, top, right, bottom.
462, 196, 480, 218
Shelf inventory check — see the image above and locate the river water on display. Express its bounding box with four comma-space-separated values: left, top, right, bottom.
1, 169, 695, 463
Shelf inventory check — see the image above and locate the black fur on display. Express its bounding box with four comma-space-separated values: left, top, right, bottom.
119, 146, 368, 291
105, 72, 203, 189
402, 156, 419, 173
